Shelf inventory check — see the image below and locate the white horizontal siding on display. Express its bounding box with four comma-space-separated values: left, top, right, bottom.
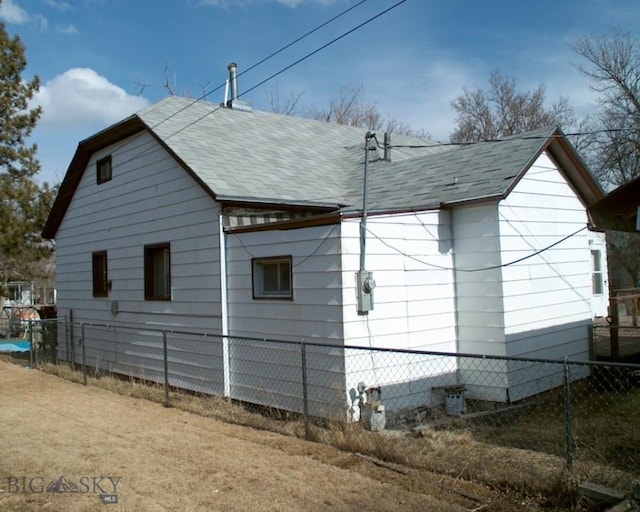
225, 225, 346, 416
341, 211, 457, 351
341, 211, 459, 411
55, 132, 223, 332
499, 151, 592, 361
225, 224, 344, 343
451, 203, 505, 356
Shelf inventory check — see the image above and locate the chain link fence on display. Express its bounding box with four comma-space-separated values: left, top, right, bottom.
28, 318, 640, 483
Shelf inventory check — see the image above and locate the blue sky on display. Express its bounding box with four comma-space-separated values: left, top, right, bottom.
2, 0, 640, 186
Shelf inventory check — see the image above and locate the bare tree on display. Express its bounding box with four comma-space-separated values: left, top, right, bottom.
268, 83, 304, 116
572, 29, 640, 285
135, 61, 211, 100
302, 83, 429, 138
572, 29, 640, 188
450, 70, 575, 143
384, 118, 431, 139
305, 83, 382, 130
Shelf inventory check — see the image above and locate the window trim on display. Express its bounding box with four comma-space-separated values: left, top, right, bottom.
591, 249, 604, 295
96, 155, 112, 184
144, 243, 171, 301
92, 251, 109, 298
252, 256, 293, 300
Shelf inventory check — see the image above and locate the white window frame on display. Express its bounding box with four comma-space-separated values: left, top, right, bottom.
591, 249, 604, 295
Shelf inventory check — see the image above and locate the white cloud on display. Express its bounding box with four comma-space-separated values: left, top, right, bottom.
0, 0, 30, 23
33, 68, 150, 127
0, 0, 50, 30
44, 0, 73, 11
55, 23, 78, 34
33, 13, 48, 30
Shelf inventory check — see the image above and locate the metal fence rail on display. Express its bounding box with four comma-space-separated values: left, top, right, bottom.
29, 318, 640, 483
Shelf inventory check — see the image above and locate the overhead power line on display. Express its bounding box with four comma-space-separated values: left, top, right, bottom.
238, 0, 408, 102
366, 224, 588, 273
143, 0, 371, 134
371, 128, 640, 151
146, 0, 409, 148
97, 0, 407, 177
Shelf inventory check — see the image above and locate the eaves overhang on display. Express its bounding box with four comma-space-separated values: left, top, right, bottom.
589, 176, 640, 232
217, 195, 345, 211
41, 115, 147, 239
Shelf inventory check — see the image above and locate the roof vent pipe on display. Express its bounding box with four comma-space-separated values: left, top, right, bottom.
227, 62, 239, 107
383, 132, 391, 162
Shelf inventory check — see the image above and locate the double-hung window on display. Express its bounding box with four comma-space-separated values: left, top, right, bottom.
591, 249, 604, 295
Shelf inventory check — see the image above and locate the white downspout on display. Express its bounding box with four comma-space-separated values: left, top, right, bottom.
219, 214, 230, 397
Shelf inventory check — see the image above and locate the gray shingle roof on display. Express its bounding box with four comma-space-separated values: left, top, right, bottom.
137, 97, 446, 209
43, 96, 604, 239
364, 126, 557, 211
138, 98, 577, 213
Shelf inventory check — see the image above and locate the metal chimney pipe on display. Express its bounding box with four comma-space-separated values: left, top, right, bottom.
227, 62, 238, 106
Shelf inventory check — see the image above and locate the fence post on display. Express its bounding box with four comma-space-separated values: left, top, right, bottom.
609, 292, 619, 358
69, 309, 75, 369
64, 315, 69, 364
301, 341, 310, 440
563, 357, 575, 473
29, 319, 35, 369
81, 322, 87, 386
163, 330, 170, 407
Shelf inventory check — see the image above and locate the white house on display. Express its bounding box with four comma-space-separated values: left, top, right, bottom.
43, 94, 608, 417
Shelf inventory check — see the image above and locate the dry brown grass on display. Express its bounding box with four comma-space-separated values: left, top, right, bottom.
40, 362, 638, 509
3, 361, 473, 512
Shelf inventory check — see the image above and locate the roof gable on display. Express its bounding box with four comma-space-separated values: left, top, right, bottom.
362, 126, 605, 213
42, 97, 605, 238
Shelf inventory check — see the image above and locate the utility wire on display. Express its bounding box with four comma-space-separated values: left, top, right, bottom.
141, 0, 370, 134
227, 224, 338, 269
365, 224, 588, 272
86, 0, 406, 179
498, 209, 591, 304
143, 0, 408, 150
238, 0, 407, 102
54, 0, 373, 188
377, 128, 639, 149
228, 0, 369, 93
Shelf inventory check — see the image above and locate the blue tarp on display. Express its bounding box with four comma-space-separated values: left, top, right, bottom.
0, 341, 30, 352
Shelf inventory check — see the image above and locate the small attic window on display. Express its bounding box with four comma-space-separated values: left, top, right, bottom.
97, 155, 112, 184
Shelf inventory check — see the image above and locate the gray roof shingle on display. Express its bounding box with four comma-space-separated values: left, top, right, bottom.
137, 97, 447, 208
363, 126, 556, 211
42, 96, 604, 238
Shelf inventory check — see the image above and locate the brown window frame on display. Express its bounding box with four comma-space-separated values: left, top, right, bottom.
92, 251, 109, 297
96, 155, 112, 184
252, 256, 293, 300
144, 243, 171, 301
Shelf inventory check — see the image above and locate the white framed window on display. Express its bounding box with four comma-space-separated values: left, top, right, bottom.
591, 249, 604, 295
252, 256, 292, 299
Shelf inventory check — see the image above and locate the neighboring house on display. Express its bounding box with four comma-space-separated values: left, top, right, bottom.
42, 94, 608, 416
591, 176, 640, 292
1, 280, 56, 309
